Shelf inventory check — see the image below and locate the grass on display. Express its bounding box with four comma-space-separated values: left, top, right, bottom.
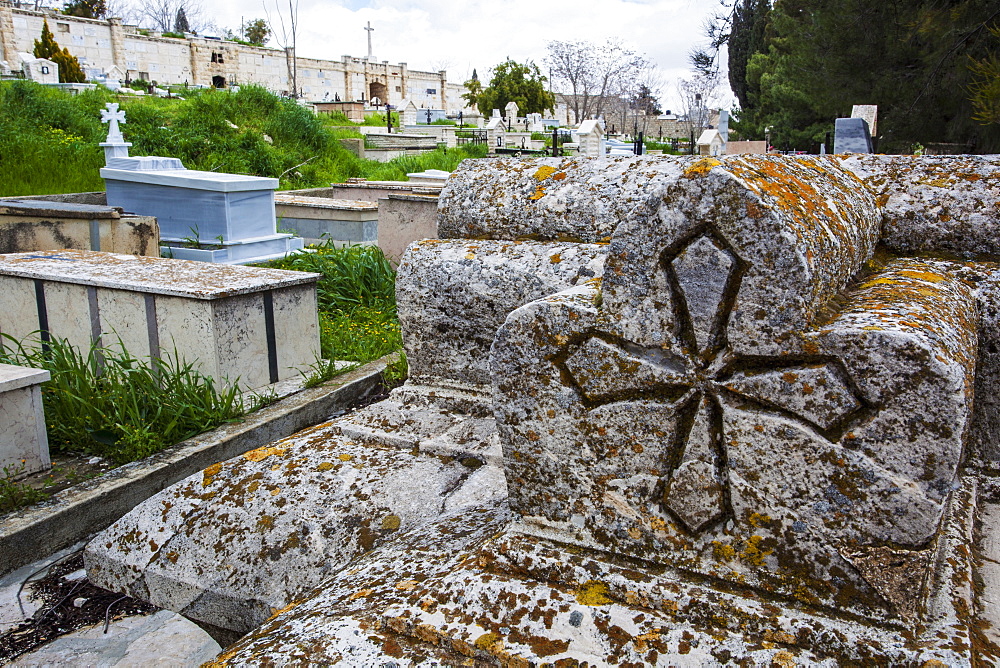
0, 334, 273, 465
258, 242, 402, 365
0, 80, 488, 195
1, 462, 49, 513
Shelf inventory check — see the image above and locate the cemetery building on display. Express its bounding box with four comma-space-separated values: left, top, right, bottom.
0, 5, 471, 111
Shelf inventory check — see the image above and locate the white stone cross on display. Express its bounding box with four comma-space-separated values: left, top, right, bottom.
364, 21, 374, 60
101, 102, 127, 144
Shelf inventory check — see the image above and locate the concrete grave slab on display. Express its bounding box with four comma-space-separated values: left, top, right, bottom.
0, 250, 320, 390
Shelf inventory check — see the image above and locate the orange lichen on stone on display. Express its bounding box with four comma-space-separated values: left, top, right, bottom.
243, 445, 288, 463
202, 463, 222, 487
529, 187, 546, 200
683, 157, 722, 178
267, 601, 298, 620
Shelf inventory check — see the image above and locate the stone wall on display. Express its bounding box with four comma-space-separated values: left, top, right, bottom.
0, 6, 473, 111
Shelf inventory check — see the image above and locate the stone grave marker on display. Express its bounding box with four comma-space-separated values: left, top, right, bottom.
0, 363, 50, 476
834, 117, 873, 154
0, 249, 320, 390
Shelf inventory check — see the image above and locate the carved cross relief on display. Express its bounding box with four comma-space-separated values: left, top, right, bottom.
558, 230, 866, 532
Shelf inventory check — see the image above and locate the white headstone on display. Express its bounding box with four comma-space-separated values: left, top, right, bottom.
576, 118, 605, 157
697, 128, 726, 156
505, 101, 519, 123
492, 109, 501, 118
19, 53, 59, 84
399, 99, 418, 127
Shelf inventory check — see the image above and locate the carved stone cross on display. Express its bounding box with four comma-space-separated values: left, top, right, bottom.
560, 231, 863, 531
101, 102, 126, 144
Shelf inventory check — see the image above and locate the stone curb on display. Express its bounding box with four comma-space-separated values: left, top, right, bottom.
0, 354, 398, 577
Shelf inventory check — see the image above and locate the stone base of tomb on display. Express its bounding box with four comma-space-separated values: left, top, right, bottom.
160, 233, 305, 265
207, 474, 999, 666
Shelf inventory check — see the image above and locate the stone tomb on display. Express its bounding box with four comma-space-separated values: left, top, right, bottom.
0, 363, 50, 476
86, 155, 1000, 664
273, 194, 378, 248
0, 199, 159, 256
0, 250, 320, 390
101, 156, 305, 264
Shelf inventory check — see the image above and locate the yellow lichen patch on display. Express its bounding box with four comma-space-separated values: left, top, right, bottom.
534, 165, 558, 181
550, 253, 562, 264
772, 650, 797, 667
243, 445, 288, 463
202, 463, 222, 487
748, 511, 771, 528
338, 453, 353, 461
317, 462, 334, 471
382, 514, 401, 530
267, 601, 298, 621
712, 541, 736, 561
529, 186, 546, 200
684, 157, 722, 178
741, 535, 772, 567
465, 253, 476, 260
474, 632, 503, 651
270, 488, 280, 496
395, 579, 418, 591
764, 629, 796, 645
576, 579, 613, 605
257, 515, 275, 531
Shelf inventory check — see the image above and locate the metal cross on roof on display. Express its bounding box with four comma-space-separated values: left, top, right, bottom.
100, 102, 127, 144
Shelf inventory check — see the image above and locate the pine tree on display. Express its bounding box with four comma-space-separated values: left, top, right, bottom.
33, 19, 60, 60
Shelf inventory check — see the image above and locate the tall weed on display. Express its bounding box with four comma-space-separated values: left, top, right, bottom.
0, 334, 261, 464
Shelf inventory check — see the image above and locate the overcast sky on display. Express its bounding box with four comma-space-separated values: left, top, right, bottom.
203, 0, 730, 113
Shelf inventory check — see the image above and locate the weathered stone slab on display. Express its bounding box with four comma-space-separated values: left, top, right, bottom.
839, 154, 1000, 258
209, 480, 986, 665
396, 238, 605, 401
84, 418, 504, 636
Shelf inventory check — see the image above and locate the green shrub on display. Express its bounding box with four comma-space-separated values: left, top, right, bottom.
259, 243, 401, 363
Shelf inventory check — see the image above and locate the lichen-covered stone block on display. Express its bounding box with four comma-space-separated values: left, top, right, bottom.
492, 157, 974, 619
840, 154, 1000, 258
396, 238, 605, 402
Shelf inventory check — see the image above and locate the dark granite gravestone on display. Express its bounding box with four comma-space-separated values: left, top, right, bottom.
834, 117, 873, 154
